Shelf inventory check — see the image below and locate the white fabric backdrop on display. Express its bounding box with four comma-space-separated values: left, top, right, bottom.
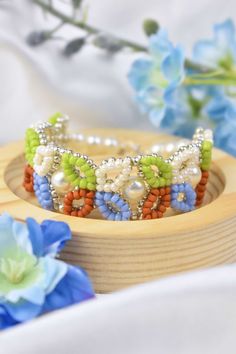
1, 2, 236, 353
0, 0, 236, 143
1, 265, 236, 354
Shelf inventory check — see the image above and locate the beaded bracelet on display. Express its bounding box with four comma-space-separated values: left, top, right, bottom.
23, 113, 213, 221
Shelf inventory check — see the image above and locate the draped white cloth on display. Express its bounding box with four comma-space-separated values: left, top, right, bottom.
1, 265, 236, 354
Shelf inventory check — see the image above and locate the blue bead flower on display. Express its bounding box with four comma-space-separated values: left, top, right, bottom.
0, 214, 95, 329
33, 172, 53, 210
128, 29, 185, 127
193, 19, 236, 70
95, 192, 131, 221
171, 183, 196, 212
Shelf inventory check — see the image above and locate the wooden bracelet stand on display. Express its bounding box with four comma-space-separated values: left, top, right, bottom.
1, 128, 236, 293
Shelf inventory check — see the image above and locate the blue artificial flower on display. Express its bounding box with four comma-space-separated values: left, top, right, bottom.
193, 19, 236, 70
0, 214, 95, 329
128, 29, 185, 126
160, 83, 236, 156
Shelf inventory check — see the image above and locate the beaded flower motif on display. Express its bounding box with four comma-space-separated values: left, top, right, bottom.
95, 192, 131, 221
61, 153, 96, 191
63, 190, 95, 217
171, 183, 196, 212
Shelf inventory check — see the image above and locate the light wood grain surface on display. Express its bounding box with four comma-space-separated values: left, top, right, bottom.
1, 129, 236, 293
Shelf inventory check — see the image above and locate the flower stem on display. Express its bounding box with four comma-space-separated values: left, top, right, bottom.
32, 0, 148, 52
185, 76, 236, 86
31, 0, 218, 74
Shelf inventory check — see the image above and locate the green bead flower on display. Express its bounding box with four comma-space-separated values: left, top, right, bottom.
48, 112, 62, 125
25, 128, 40, 166
61, 153, 96, 190
139, 155, 172, 188
200, 140, 212, 171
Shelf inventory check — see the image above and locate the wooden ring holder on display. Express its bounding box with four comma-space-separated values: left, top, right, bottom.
1, 129, 236, 293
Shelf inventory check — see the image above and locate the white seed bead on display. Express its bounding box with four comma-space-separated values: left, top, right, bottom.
96, 185, 103, 192
104, 184, 111, 192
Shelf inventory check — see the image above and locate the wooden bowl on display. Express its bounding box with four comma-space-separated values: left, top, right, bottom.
1, 129, 236, 293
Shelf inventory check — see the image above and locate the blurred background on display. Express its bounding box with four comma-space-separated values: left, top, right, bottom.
0, 0, 235, 144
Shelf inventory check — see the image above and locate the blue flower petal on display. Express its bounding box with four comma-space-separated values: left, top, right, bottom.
26, 218, 44, 257
40, 220, 71, 256
0, 305, 18, 329
13, 219, 33, 255
214, 19, 235, 50
4, 300, 42, 322
26, 218, 71, 257
0, 214, 18, 256
193, 40, 220, 67
214, 109, 236, 156
193, 19, 236, 68
0, 214, 94, 329
128, 59, 153, 91
206, 96, 231, 122
162, 46, 185, 83
149, 29, 172, 60
43, 265, 95, 312
6, 284, 45, 305
128, 27, 185, 129
149, 106, 166, 127
41, 256, 68, 295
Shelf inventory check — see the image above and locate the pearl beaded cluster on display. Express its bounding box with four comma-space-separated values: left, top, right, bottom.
95, 157, 132, 193
33, 145, 55, 177
169, 146, 201, 187
23, 113, 213, 221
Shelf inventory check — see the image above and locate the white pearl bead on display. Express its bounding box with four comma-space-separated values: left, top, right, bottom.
51, 170, 72, 195
189, 166, 202, 188
123, 177, 146, 201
